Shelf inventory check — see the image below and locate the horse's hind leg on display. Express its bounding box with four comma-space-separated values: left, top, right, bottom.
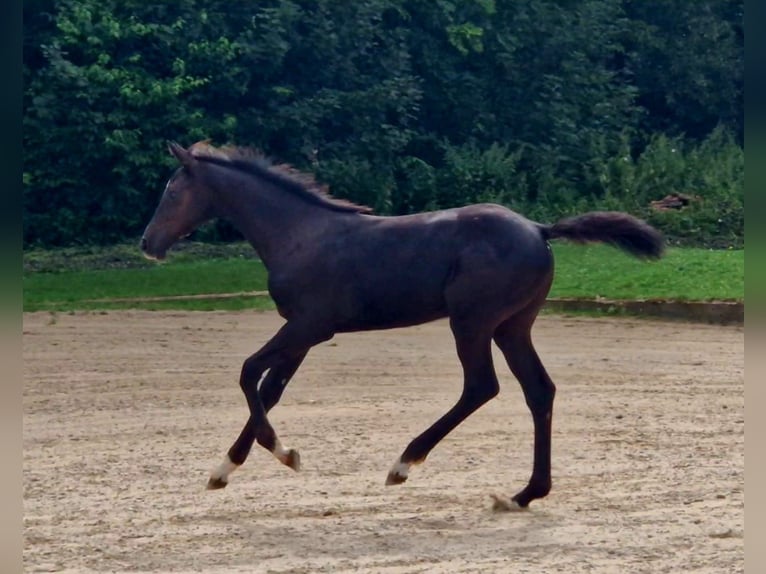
386, 318, 499, 485
491, 312, 556, 509
207, 350, 308, 489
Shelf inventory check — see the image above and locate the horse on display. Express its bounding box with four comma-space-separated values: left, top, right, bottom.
141, 141, 663, 510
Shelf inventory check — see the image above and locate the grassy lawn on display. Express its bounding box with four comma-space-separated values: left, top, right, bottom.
22, 241, 744, 312
23, 260, 272, 312
548, 243, 744, 301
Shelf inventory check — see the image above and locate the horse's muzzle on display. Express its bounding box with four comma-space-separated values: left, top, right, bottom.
140, 236, 165, 261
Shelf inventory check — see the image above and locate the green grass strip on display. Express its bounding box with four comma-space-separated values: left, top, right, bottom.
23, 242, 743, 312
548, 244, 743, 302
24, 259, 272, 312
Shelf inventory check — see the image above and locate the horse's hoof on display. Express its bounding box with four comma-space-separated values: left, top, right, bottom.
385, 471, 408, 486
207, 477, 229, 490
490, 493, 527, 512
385, 458, 411, 485
284, 448, 301, 471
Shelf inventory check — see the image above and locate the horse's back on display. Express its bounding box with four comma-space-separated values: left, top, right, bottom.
347, 203, 551, 282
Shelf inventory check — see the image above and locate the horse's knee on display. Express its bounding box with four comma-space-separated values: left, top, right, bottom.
240, 356, 263, 392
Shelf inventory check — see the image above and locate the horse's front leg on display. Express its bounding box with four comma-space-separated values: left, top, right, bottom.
207, 352, 307, 489
207, 323, 328, 490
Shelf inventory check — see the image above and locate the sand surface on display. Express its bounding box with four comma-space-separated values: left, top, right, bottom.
23, 311, 744, 573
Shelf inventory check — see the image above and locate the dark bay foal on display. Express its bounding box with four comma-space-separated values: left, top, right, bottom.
141, 141, 663, 509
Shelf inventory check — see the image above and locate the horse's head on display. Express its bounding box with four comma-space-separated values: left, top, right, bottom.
140, 142, 216, 260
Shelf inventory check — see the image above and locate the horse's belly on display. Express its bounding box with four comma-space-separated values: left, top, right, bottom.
337, 287, 448, 332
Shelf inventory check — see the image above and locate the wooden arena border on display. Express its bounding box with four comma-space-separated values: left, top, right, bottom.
543, 298, 743, 325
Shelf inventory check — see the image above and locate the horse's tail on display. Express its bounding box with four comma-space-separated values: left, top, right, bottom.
538, 211, 664, 259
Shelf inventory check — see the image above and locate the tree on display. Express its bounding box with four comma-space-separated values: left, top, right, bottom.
623, 0, 743, 142
23, 0, 744, 248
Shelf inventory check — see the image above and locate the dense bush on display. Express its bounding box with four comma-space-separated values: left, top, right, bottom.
640, 129, 744, 248
23, 0, 743, 248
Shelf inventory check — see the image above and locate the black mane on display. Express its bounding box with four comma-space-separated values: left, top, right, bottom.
189, 142, 372, 214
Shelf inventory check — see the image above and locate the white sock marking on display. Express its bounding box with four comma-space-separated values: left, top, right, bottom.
389, 458, 410, 480
210, 455, 238, 483
272, 439, 291, 464
490, 494, 528, 512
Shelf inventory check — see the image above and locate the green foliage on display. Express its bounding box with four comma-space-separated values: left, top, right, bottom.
623, 0, 743, 141
24, 0, 246, 246
581, 127, 744, 247
22, 239, 259, 273
644, 129, 744, 248
23, 0, 744, 249
437, 142, 528, 208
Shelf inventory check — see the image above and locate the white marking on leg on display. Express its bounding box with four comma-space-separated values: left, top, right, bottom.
388, 458, 410, 481
272, 438, 290, 463
272, 438, 300, 470
490, 494, 528, 512
210, 454, 239, 484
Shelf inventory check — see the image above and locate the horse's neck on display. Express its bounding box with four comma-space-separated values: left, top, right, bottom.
212, 170, 336, 267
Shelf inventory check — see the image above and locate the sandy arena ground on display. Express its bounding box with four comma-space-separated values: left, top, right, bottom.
23, 310, 743, 573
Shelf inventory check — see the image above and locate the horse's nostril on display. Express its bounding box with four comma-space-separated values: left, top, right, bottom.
140, 237, 148, 251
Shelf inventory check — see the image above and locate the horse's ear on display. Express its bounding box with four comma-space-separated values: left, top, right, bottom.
167, 141, 197, 169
